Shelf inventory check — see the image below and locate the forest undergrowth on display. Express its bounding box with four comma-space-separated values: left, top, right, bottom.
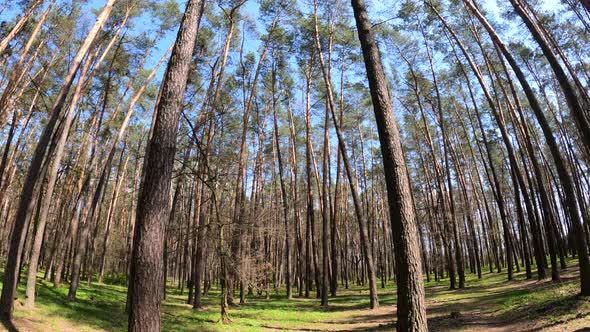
2, 259, 588, 332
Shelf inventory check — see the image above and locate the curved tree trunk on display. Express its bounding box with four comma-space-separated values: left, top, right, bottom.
509, 0, 590, 154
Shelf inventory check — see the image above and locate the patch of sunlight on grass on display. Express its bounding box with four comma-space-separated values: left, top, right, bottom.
0, 259, 587, 331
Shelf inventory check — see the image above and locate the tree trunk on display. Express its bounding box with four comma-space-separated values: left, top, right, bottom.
351, 0, 427, 329
467, 0, 590, 293
315, 0, 379, 309
0, 0, 44, 61
0, 0, 54, 125
509, 0, 590, 154
128, 0, 204, 330
24, 49, 96, 307
271, 67, 292, 300
0, 0, 116, 319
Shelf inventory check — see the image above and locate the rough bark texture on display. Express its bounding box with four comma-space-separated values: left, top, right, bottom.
128, 0, 203, 330
351, 0, 427, 330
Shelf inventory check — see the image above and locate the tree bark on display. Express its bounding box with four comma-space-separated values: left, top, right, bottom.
128, 0, 204, 330
0, 0, 116, 319
351, 0, 427, 329
467, 0, 590, 293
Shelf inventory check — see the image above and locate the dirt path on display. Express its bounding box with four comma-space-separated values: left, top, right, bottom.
322, 267, 590, 332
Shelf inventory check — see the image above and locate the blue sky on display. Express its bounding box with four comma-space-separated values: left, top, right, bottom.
1, 0, 565, 94
0, 0, 571, 137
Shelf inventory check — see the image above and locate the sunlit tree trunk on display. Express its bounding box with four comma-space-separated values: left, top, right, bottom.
467, 0, 590, 293
128, 0, 204, 330
0, 0, 116, 319
351, 0, 427, 328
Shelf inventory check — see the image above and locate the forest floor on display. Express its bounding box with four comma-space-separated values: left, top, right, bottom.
1, 259, 589, 331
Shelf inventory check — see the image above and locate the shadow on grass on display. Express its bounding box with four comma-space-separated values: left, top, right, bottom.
498, 292, 587, 322
427, 272, 589, 331
0, 318, 17, 332
30, 280, 128, 330
0, 261, 584, 332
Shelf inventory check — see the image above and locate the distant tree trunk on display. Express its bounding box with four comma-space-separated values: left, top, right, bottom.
321, 100, 330, 306
331, 59, 346, 296
430, 4, 517, 280
271, 66, 292, 300
315, 0, 379, 309
0, 113, 18, 188
69, 38, 126, 298
98, 151, 129, 283
448, 133, 482, 279
193, 182, 206, 308
304, 52, 315, 299
52, 115, 99, 289
0, 0, 116, 320
128, 0, 204, 330
509, 0, 590, 154
469, 18, 556, 282
228, 10, 277, 304
25, 49, 95, 307
467, 0, 590, 293
420, 24, 465, 288
399, 50, 456, 289
286, 101, 304, 298
351, 0, 427, 329
192, 104, 216, 309
0, 0, 54, 124
0, 0, 44, 61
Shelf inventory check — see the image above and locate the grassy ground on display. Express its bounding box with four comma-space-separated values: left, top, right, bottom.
1, 260, 589, 331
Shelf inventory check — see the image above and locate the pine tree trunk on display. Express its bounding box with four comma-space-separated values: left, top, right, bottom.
0, 0, 54, 124
509, 0, 590, 153
0, 0, 116, 319
271, 68, 292, 300
351, 0, 427, 329
0, 0, 44, 61
128, 0, 204, 330
468, 0, 590, 293
25, 51, 95, 307
315, 0, 379, 309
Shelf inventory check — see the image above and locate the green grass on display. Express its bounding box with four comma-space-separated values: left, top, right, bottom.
2, 273, 397, 331
11, 278, 128, 331
1, 260, 588, 331
161, 285, 397, 331
421, 258, 590, 326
